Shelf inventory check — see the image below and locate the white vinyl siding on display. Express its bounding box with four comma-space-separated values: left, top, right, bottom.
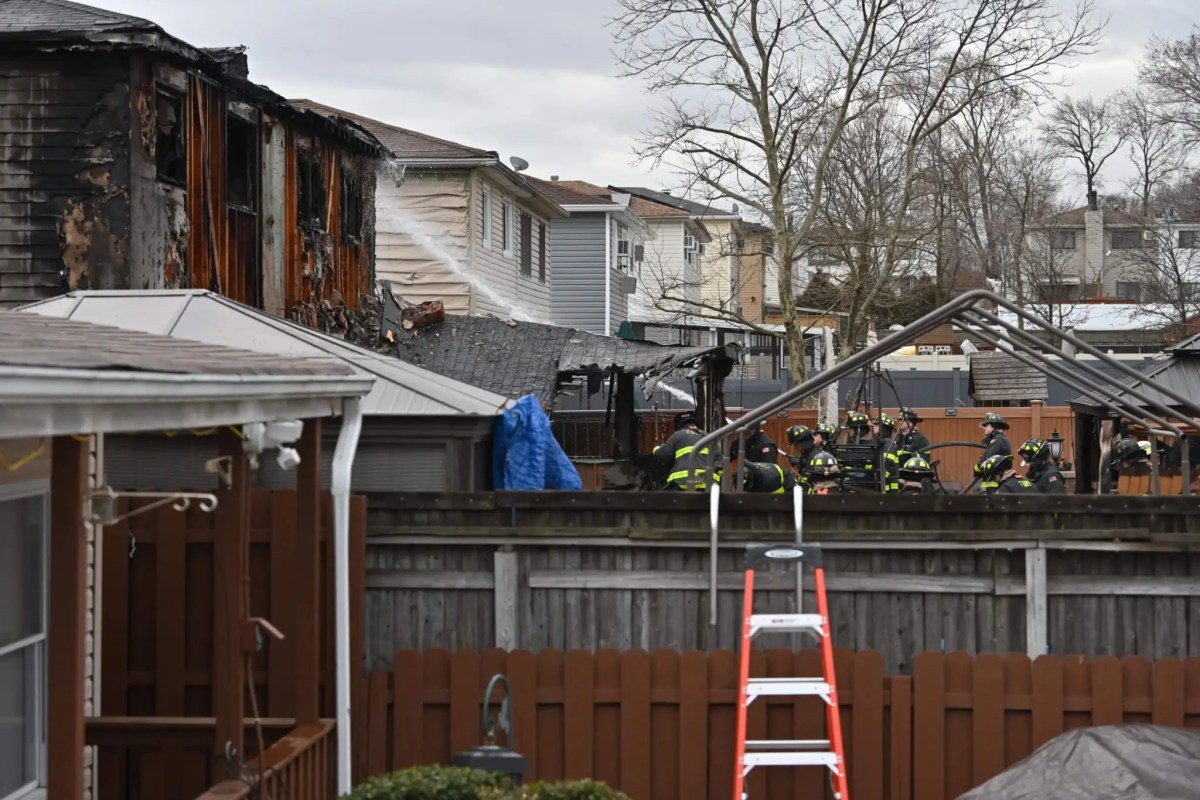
480, 186, 493, 248
469, 175, 551, 320
549, 213, 608, 333
631, 220, 698, 321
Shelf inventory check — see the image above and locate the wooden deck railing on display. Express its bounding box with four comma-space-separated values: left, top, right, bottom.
194, 720, 335, 800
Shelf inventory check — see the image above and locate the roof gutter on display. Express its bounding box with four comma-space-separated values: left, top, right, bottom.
605, 212, 613, 336
331, 397, 363, 795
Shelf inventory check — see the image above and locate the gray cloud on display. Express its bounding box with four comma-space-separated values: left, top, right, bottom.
92, 0, 1197, 200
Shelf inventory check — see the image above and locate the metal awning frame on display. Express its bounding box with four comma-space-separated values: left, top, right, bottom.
689, 289, 1200, 624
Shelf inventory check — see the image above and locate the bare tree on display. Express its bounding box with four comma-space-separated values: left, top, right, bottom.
1142, 32, 1200, 147
1017, 204, 1088, 330
1042, 95, 1126, 202
1115, 89, 1189, 215
613, 0, 1102, 383
1121, 218, 1200, 334
995, 140, 1063, 308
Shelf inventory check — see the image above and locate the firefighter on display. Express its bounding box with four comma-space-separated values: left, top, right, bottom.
975, 453, 1036, 494
1018, 438, 1065, 494
732, 420, 780, 464
1109, 437, 1152, 492
806, 451, 843, 495
844, 411, 873, 444
897, 455, 937, 495
813, 421, 838, 455
741, 460, 795, 494
892, 407, 932, 463
652, 411, 712, 490
977, 412, 1012, 476
785, 424, 818, 482
872, 413, 901, 493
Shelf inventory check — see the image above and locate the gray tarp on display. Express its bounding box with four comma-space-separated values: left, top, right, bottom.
959, 725, 1200, 800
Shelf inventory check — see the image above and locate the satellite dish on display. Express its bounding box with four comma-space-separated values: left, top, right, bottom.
509, 156, 529, 172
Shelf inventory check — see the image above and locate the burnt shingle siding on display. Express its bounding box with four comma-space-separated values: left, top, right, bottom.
0, 52, 132, 307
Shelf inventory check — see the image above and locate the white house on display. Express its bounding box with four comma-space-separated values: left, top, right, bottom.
294, 100, 566, 322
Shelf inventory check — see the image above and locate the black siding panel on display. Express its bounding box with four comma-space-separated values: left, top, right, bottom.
0, 52, 131, 307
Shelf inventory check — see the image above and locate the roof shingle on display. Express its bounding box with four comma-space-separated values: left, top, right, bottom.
0, 0, 156, 33
968, 351, 1048, 402
614, 186, 739, 217
0, 310, 352, 377
292, 98, 493, 162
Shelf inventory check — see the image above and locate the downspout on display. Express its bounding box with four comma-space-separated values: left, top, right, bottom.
605, 212, 612, 335
331, 397, 363, 795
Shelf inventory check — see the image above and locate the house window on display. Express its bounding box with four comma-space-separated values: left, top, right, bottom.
538, 223, 547, 282
808, 248, 838, 266
684, 233, 700, 268
1110, 229, 1143, 249
501, 200, 513, 256
519, 212, 532, 276
296, 149, 326, 231
155, 88, 186, 185
1115, 281, 1142, 301
225, 114, 257, 211
1050, 231, 1076, 250
0, 489, 47, 800
616, 223, 632, 271
1180, 231, 1198, 249
480, 187, 493, 247
340, 168, 363, 242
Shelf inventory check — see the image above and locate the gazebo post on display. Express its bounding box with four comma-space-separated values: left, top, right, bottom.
47, 435, 89, 800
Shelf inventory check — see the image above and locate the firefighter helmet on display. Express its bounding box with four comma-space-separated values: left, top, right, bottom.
874, 413, 896, 434
975, 453, 1013, 477
899, 455, 934, 479
806, 451, 840, 478
845, 411, 871, 429
814, 421, 838, 440
1018, 438, 1049, 464
898, 406, 921, 423
786, 424, 814, 446
980, 412, 1009, 430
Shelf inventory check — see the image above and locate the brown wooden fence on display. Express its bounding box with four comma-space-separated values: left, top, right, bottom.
557, 405, 1075, 489
95, 490, 367, 799
353, 648, 1200, 800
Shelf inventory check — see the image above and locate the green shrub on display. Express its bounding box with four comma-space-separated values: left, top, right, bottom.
341, 764, 513, 800
505, 780, 631, 800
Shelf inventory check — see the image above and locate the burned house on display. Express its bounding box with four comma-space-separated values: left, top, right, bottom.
0, 0, 384, 313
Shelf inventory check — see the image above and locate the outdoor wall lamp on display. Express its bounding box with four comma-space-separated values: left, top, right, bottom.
451, 673, 528, 784
1048, 428, 1064, 460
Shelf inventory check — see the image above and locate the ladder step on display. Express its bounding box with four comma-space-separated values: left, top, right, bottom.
743, 751, 840, 770
748, 613, 824, 637
745, 739, 830, 751
745, 677, 831, 700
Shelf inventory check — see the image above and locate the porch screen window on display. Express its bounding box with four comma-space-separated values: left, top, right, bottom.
1050, 231, 1076, 250
0, 491, 46, 799
1110, 229, 1143, 249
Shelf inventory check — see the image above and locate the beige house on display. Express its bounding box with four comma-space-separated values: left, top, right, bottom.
295, 101, 566, 321
1026, 206, 1166, 300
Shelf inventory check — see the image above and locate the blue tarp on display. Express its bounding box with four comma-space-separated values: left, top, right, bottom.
492, 395, 583, 490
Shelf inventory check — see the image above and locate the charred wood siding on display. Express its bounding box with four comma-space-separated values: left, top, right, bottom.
283, 129, 375, 312
0, 53, 131, 307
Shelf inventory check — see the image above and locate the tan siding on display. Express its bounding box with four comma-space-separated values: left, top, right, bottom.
374, 173, 472, 314
698, 219, 737, 312
469, 174, 552, 321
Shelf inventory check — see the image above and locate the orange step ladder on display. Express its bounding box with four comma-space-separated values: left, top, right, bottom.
732, 544, 849, 800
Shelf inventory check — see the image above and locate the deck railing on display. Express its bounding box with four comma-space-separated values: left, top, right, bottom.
194, 720, 335, 800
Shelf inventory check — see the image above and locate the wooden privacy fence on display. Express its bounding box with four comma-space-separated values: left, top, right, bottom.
557, 405, 1074, 489
353, 648, 1200, 800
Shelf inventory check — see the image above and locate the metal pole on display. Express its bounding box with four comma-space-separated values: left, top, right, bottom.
1182, 434, 1192, 497
965, 309, 1193, 435
709, 483, 720, 626
957, 318, 1184, 437
1152, 437, 1162, 495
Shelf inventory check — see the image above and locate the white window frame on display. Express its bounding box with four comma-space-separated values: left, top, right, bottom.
684, 233, 699, 268
0, 481, 49, 800
480, 186, 493, 249
501, 199, 513, 258
615, 223, 632, 271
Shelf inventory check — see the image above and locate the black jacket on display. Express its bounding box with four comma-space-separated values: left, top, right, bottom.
985, 471, 1036, 494
742, 461, 795, 494
1027, 462, 1066, 494
979, 431, 1012, 464
733, 429, 779, 464
891, 429, 932, 461
653, 427, 712, 490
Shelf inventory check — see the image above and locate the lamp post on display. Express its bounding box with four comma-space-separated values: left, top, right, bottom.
451, 673, 528, 785
1048, 428, 1064, 461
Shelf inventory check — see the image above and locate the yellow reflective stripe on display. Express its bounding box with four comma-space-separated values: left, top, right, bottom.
674, 445, 710, 458
668, 468, 709, 482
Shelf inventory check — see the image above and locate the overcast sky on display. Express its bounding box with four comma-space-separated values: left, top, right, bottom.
92, 0, 1198, 202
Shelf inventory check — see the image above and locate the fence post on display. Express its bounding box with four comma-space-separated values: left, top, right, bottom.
1024, 547, 1048, 658
1030, 400, 1043, 439
494, 548, 519, 650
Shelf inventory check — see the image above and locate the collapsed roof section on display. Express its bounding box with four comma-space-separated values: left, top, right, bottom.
383, 300, 739, 408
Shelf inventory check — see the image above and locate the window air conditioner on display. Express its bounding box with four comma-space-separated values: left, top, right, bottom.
1143, 229, 1155, 241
